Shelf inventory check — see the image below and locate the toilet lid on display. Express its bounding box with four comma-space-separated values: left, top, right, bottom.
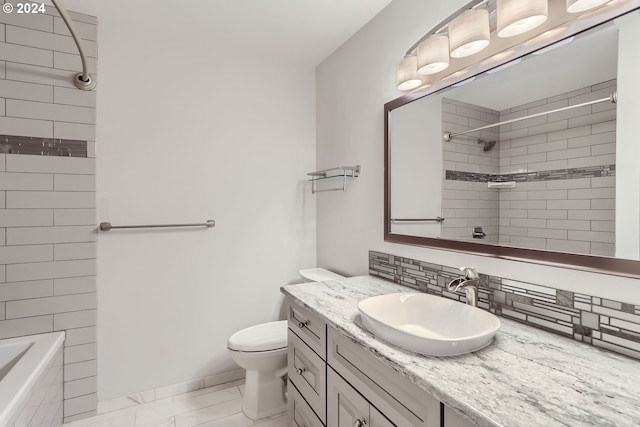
227, 320, 288, 352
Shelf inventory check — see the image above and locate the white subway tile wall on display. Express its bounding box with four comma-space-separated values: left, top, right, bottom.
498, 81, 616, 255
0, 4, 98, 423
442, 81, 616, 255
442, 99, 500, 242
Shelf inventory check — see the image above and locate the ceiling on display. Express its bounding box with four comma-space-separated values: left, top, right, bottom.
43, 0, 393, 67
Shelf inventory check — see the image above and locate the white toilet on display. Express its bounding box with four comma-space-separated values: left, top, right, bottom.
227, 268, 344, 420
227, 320, 288, 419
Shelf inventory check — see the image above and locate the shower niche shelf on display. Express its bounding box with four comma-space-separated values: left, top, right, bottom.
308, 165, 360, 194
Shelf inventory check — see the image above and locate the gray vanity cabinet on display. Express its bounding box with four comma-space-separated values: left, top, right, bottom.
286, 298, 473, 427
328, 367, 395, 427
288, 301, 327, 427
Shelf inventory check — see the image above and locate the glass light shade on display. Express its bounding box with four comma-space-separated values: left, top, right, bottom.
417, 35, 450, 75
449, 9, 491, 58
497, 0, 548, 37
396, 56, 422, 91
567, 0, 609, 12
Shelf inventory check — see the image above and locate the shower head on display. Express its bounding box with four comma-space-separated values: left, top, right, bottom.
477, 139, 497, 152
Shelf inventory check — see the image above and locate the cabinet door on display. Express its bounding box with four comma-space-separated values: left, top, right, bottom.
371, 406, 396, 427
289, 382, 324, 427
328, 368, 370, 427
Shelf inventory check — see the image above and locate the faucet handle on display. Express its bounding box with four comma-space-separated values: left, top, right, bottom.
459, 266, 479, 280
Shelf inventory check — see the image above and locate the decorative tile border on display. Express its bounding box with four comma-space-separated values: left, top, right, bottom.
0, 134, 87, 157
446, 164, 615, 183
369, 251, 640, 360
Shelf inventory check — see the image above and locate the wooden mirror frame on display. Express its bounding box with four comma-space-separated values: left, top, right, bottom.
384, 4, 640, 279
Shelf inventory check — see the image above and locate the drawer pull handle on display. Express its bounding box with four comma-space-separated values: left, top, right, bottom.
297, 320, 310, 329
296, 367, 306, 375
354, 419, 367, 427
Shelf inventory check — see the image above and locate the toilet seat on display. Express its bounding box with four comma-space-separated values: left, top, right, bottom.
227, 320, 287, 352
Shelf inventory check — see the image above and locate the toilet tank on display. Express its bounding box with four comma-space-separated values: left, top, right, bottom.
299, 268, 345, 282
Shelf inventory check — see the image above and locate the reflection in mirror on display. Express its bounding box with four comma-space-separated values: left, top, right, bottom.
389, 11, 640, 263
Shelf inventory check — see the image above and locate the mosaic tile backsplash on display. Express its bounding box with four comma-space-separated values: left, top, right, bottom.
369, 251, 640, 361
0, 134, 87, 157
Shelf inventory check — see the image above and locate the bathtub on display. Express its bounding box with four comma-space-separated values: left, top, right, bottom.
0, 332, 65, 426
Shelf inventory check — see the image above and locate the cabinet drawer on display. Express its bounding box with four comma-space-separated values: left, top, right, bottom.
328, 367, 397, 427
328, 327, 440, 426
288, 300, 326, 359
289, 381, 325, 427
288, 329, 327, 424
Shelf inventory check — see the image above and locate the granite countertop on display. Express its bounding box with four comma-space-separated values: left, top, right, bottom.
281, 276, 640, 427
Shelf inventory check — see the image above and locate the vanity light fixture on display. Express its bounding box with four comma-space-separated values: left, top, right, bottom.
567, 0, 610, 12
395, 0, 627, 91
532, 36, 575, 54
481, 49, 516, 66
442, 69, 471, 82
523, 25, 569, 46
497, 0, 549, 37
449, 9, 491, 58
417, 35, 450, 75
396, 56, 423, 90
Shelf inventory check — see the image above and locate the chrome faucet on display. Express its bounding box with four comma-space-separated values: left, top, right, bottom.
446, 267, 480, 307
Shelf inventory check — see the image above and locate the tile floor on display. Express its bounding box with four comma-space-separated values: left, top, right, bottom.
64, 381, 288, 427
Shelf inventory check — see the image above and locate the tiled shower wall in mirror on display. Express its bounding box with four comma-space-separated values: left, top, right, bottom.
369, 251, 640, 361
442, 80, 616, 256
0, 4, 98, 423
442, 100, 500, 243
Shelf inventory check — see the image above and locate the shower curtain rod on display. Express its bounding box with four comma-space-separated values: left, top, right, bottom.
51, 0, 96, 91
443, 91, 617, 142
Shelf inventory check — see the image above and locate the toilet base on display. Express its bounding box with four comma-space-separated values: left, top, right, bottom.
242, 369, 287, 420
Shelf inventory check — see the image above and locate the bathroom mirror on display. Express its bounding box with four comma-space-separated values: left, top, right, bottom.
385, 6, 640, 278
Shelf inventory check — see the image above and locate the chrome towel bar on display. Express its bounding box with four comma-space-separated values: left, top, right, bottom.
99, 220, 216, 231
391, 217, 445, 223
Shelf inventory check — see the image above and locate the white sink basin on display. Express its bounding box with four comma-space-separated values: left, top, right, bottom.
358, 293, 501, 356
